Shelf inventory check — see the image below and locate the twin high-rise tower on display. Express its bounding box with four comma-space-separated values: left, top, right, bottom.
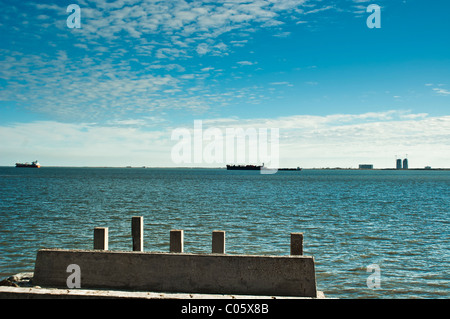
396, 157, 408, 169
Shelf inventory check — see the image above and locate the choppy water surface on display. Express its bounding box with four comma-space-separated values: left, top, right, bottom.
0, 167, 448, 298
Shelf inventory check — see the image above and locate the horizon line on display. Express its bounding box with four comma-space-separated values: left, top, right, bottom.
1, 165, 449, 170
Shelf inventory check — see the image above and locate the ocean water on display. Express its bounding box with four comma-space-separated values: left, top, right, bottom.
0, 167, 448, 299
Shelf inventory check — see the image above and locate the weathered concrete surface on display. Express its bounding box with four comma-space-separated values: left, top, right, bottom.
33, 249, 319, 297
0, 286, 326, 299
131, 216, 144, 252
93, 227, 108, 250
211, 231, 226, 254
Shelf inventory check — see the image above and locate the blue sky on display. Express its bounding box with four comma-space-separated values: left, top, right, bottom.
0, 0, 449, 168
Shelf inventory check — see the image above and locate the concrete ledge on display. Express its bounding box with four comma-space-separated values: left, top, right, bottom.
33, 249, 318, 297
0, 286, 325, 299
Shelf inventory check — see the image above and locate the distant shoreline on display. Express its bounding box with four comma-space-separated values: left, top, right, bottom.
2, 166, 449, 171
303, 168, 450, 171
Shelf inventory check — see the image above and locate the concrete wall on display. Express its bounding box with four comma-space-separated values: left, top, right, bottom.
33, 249, 318, 297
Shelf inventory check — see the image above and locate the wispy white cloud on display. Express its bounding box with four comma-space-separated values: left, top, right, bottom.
303, 5, 335, 15
348, 0, 387, 16
237, 61, 256, 66
433, 88, 450, 96
270, 81, 293, 87
426, 83, 450, 96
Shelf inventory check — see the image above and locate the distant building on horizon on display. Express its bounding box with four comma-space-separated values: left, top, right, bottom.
403, 158, 408, 169
359, 164, 373, 169
396, 157, 409, 169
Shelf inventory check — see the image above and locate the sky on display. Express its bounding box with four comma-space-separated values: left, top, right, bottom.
0, 0, 449, 168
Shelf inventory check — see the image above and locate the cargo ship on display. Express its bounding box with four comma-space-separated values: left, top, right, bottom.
226, 164, 302, 171
15, 160, 41, 168
226, 164, 263, 170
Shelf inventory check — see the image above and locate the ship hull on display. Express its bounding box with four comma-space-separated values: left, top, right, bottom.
226, 165, 262, 170
226, 165, 302, 171
15, 162, 41, 168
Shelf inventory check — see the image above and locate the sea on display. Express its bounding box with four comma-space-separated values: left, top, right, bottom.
0, 167, 448, 299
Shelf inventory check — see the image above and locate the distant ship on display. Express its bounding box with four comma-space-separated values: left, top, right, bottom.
15, 160, 41, 168
226, 164, 262, 170
278, 167, 302, 171
226, 164, 302, 171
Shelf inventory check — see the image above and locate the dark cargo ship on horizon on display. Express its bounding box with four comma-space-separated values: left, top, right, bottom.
15, 160, 41, 168
226, 164, 301, 171
226, 164, 262, 170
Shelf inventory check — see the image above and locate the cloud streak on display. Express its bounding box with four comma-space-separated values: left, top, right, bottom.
62, 0, 311, 46
433, 88, 450, 96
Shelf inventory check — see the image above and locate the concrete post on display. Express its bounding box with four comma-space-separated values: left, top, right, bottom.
290, 232, 303, 255
170, 230, 184, 253
212, 231, 225, 254
131, 216, 144, 252
94, 227, 108, 250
